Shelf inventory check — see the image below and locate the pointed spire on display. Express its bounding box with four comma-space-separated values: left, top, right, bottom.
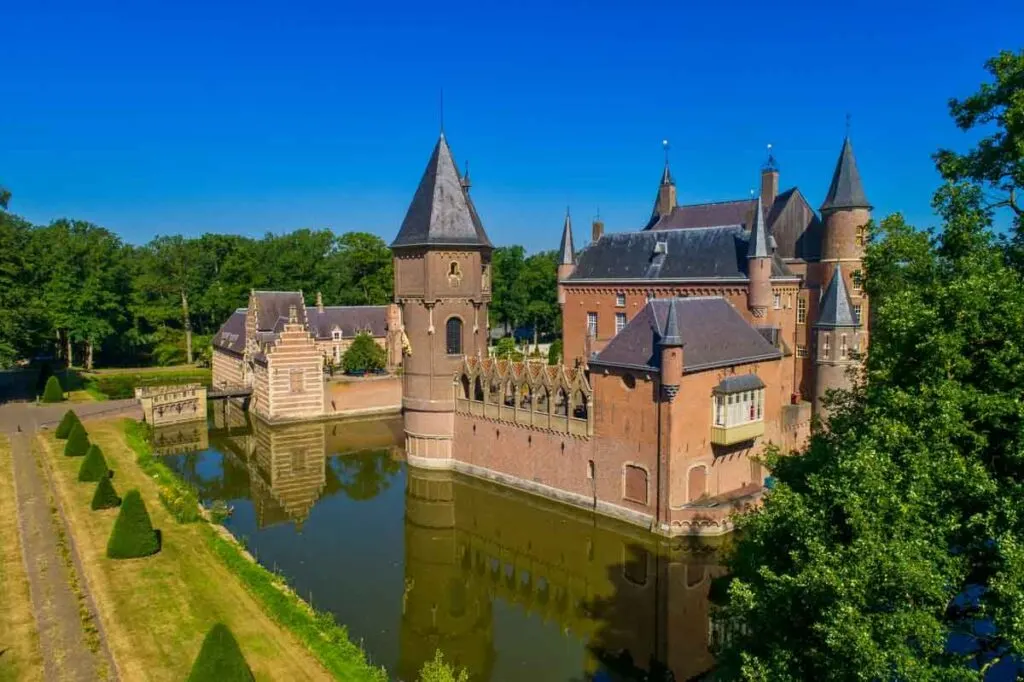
661, 139, 673, 185
815, 265, 859, 328
558, 208, 576, 265
392, 134, 492, 249
821, 136, 871, 213
659, 298, 683, 347
747, 195, 771, 259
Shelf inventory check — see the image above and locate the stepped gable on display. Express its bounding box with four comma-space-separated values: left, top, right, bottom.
591, 298, 781, 372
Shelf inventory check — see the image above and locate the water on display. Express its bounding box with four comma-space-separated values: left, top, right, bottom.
156, 407, 726, 681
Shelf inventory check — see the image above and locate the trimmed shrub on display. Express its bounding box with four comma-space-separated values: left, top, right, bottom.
91, 475, 121, 510
186, 623, 254, 682
41, 376, 64, 403
78, 444, 109, 482
55, 410, 81, 439
342, 332, 387, 374
63, 423, 90, 457
106, 490, 160, 559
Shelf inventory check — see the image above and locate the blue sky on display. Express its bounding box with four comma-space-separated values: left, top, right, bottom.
2, 0, 1021, 253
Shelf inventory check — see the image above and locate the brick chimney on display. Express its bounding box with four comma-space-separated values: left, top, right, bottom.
592, 218, 604, 242
316, 291, 324, 313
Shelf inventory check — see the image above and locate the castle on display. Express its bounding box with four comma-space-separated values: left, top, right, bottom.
396, 131, 869, 536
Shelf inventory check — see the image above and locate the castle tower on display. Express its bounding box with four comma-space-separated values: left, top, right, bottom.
391, 133, 492, 467
653, 158, 677, 222
557, 208, 576, 307
812, 265, 862, 416
656, 299, 683, 531
399, 468, 495, 681
746, 195, 773, 319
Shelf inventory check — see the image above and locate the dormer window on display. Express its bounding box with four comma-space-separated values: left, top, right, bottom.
332, 329, 342, 341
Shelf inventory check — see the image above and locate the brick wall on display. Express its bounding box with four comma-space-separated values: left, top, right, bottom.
212, 348, 245, 388
325, 375, 402, 418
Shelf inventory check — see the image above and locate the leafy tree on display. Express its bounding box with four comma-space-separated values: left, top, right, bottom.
64, 422, 90, 457
493, 337, 523, 361
490, 245, 527, 333
90, 475, 121, 510
78, 444, 109, 482
521, 250, 559, 341
547, 338, 563, 365
55, 410, 81, 439
330, 232, 393, 305
106, 489, 160, 559
0, 186, 10, 210
186, 623, 254, 682
0, 211, 46, 366
418, 650, 469, 682
342, 333, 387, 373
41, 376, 64, 403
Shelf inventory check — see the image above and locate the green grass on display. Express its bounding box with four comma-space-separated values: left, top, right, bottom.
70, 367, 212, 400
123, 420, 201, 523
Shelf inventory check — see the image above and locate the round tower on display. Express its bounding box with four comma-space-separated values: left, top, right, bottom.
557, 208, 576, 308
746, 195, 773, 318
391, 133, 492, 467
813, 265, 863, 417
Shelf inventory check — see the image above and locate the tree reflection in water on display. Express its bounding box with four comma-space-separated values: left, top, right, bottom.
329, 449, 401, 502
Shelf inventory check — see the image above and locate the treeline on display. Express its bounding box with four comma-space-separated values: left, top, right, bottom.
0, 204, 560, 369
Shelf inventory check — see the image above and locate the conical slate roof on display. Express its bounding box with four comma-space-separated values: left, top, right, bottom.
815, 265, 859, 328
747, 195, 770, 259
558, 210, 575, 265
659, 298, 683, 346
821, 137, 871, 213
391, 134, 492, 249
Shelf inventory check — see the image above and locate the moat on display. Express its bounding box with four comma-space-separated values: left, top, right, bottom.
157, 408, 727, 681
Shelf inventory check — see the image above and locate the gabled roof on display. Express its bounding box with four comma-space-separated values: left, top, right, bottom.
558, 210, 575, 266
645, 198, 757, 231
566, 226, 795, 282
747, 195, 770, 259
212, 309, 247, 356
307, 306, 388, 339
815, 265, 859, 328
591, 298, 781, 372
391, 134, 492, 249
821, 137, 871, 213
252, 291, 305, 331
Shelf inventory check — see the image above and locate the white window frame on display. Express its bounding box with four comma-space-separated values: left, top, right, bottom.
796, 345, 808, 358
587, 312, 598, 338
773, 292, 781, 309
852, 270, 863, 295
840, 334, 848, 359
615, 292, 626, 307
713, 388, 766, 428
853, 303, 862, 325
615, 312, 627, 334
797, 297, 807, 324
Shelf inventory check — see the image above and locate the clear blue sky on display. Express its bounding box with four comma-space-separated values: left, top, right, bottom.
3, 0, 1021, 253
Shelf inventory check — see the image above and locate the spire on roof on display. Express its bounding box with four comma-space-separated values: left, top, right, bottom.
821, 136, 871, 213
661, 139, 673, 185
659, 298, 683, 347
762, 143, 778, 172
747, 195, 771, 259
558, 208, 576, 266
391, 134, 492, 249
815, 265, 859, 328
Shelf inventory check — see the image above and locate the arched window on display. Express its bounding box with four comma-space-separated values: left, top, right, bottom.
572, 389, 588, 419
460, 374, 471, 399
474, 376, 484, 401
446, 317, 463, 355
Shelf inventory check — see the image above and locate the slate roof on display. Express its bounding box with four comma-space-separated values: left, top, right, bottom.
566, 226, 795, 282
714, 374, 765, 394
558, 211, 575, 265
212, 309, 247, 356
646, 198, 757, 231
591, 298, 782, 373
747, 195, 770, 259
253, 291, 305, 331
307, 306, 388, 339
391, 134, 492, 249
815, 265, 859, 328
821, 137, 871, 212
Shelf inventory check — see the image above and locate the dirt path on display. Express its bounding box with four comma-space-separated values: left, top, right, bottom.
2, 402, 135, 681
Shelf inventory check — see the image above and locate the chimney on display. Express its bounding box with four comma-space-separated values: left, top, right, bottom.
592, 218, 605, 242
316, 291, 324, 313
761, 144, 779, 210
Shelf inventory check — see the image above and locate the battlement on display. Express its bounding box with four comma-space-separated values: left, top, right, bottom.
136, 383, 207, 427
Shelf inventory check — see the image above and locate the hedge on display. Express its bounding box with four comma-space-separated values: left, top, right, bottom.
78, 444, 109, 482
41, 376, 64, 403
186, 623, 254, 682
91, 476, 121, 510
64, 423, 90, 457
87, 369, 211, 400
106, 489, 160, 559
55, 410, 80, 439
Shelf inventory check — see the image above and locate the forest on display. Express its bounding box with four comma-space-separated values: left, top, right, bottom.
0, 201, 559, 369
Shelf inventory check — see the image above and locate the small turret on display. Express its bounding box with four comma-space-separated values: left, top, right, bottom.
746, 195, 773, 319
557, 209, 576, 306
659, 298, 683, 403
813, 265, 861, 417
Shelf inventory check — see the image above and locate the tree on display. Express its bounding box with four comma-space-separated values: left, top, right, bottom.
0, 186, 10, 210
418, 650, 469, 682
91, 475, 121, 510
55, 410, 81, 439
330, 232, 393, 305
493, 337, 523, 361
490, 245, 527, 333
521, 250, 559, 342
64, 422, 90, 457
78, 444, 109, 482
41, 376, 64, 403
186, 623, 254, 682
547, 339, 563, 365
0, 210, 46, 367
106, 489, 160, 559
342, 333, 387, 374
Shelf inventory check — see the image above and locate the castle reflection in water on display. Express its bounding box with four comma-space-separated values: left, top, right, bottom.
158, 403, 729, 682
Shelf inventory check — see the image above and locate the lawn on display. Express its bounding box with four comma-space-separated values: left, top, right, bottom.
0, 434, 43, 682
64, 366, 212, 401
36, 420, 334, 681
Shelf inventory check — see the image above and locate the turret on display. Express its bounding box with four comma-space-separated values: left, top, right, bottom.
746, 195, 773, 319
659, 298, 683, 403
557, 209, 576, 306
820, 135, 871, 286
813, 265, 862, 417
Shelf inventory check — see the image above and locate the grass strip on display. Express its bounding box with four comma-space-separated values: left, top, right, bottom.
123, 420, 201, 523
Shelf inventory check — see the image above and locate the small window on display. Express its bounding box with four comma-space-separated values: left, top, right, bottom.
446, 317, 463, 355
796, 345, 808, 358
621, 373, 636, 390
586, 460, 595, 480
822, 334, 831, 358
840, 334, 848, 359
852, 270, 863, 294
615, 313, 627, 335
797, 297, 807, 324
714, 395, 725, 426
587, 312, 598, 338
856, 225, 867, 247
332, 329, 342, 341
773, 292, 781, 309
615, 292, 626, 307
853, 304, 862, 325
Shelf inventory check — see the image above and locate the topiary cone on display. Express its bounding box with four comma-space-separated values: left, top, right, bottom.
106, 490, 160, 559
78, 444, 109, 482
91, 475, 121, 510
63, 422, 90, 457
186, 623, 254, 682
55, 410, 80, 439
41, 375, 64, 403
